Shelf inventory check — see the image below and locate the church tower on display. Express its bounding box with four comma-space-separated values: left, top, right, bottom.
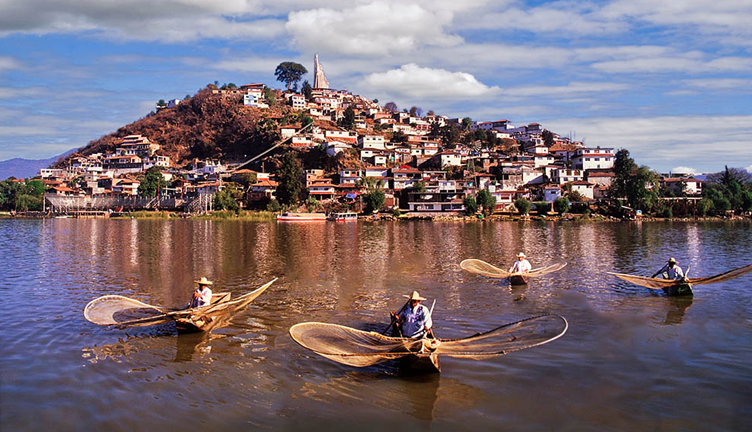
313, 54, 329, 90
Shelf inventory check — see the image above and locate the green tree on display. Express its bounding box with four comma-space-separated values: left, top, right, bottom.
301, 80, 313, 100
305, 196, 320, 211
476, 189, 496, 215
138, 166, 167, 197
384, 101, 398, 112
461, 117, 473, 131
413, 181, 426, 193
275, 152, 303, 205
554, 197, 570, 213
274, 62, 308, 90
213, 184, 240, 211
340, 107, 356, 130
463, 195, 478, 215
363, 189, 386, 214
267, 199, 282, 212
514, 197, 532, 215
542, 129, 555, 147
391, 130, 408, 143
409, 106, 422, 117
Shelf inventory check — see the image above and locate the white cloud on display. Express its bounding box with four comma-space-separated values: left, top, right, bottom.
746, 165, 752, 173
0, 56, 21, 72
362, 64, 500, 99
681, 79, 752, 92
504, 82, 629, 97
671, 166, 697, 175
286, 2, 462, 56
459, 5, 624, 35
544, 115, 752, 172
0, 87, 44, 99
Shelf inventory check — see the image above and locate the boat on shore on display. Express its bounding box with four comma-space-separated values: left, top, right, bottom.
327, 212, 358, 222
276, 212, 327, 222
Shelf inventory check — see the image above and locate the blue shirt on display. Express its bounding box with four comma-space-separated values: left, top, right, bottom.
398, 303, 432, 338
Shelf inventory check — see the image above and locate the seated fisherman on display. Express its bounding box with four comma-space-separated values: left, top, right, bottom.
392, 291, 433, 338
509, 252, 532, 273
190, 277, 213, 308
652, 257, 685, 280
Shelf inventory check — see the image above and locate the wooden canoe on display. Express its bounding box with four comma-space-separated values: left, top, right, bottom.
509, 274, 529, 286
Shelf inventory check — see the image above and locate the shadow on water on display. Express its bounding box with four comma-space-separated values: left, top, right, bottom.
662, 296, 694, 325
81, 327, 219, 364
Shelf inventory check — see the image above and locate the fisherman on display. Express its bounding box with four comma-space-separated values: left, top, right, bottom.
652, 257, 685, 280
392, 291, 433, 338
190, 277, 213, 308
509, 252, 532, 274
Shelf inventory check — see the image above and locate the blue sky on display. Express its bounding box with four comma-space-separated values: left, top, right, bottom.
1, 0, 750, 174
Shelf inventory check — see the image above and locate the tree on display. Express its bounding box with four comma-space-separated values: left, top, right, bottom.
461, 117, 473, 131
301, 80, 312, 100
391, 130, 408, 143
476, 189, 496, 215
542, 129, 555, 147
274, 62, 308, 90
275, 152, 303, 205
413, 181, 427, 193
553, 197, 570, 213
463, 196, 478, 215
363, 189, 386, 214
213, 184, 240, 211
340, 106, 355, 130
514, 198, 532, 215
384, 101, 398, 113
409, 106, 422, 117
138, 166, 167, 197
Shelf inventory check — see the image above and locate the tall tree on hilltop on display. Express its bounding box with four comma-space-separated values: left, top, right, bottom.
276, 152, 303, 206
138, 166, 167, 197
542, 129, 555, 147
340, 107, 355, 130
274, 62, 308, 91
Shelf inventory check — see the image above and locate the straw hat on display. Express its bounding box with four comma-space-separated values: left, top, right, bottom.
403, 290, 427, 301
668, 257, 678, 264
195, 276, 213, 286
518, 252, 527, 258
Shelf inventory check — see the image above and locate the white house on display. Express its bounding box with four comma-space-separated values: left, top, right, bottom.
358, 135, 386, 149
572, 148, 615, 171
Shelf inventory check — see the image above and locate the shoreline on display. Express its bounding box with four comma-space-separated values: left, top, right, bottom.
2, 210, 750, 223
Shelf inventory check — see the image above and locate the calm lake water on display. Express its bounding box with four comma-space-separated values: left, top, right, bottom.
1, 218, 751, 431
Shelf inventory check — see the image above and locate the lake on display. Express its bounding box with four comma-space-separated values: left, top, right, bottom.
1, 218, 751, 431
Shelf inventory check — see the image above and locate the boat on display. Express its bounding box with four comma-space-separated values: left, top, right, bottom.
84, 278, 277, 333
289, 314, 568, 374
608, 263, 752, 296
460, 259, 567, 285
276, 212, 327, 222
327, 212, 358, 221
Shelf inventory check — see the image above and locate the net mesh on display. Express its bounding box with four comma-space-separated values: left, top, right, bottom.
460, 259, 567, 279
84, 278, 276, 329
609, 263, 752, 289
289, 315, 568, 367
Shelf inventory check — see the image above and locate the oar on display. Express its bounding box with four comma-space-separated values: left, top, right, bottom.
383, 299, 410, 335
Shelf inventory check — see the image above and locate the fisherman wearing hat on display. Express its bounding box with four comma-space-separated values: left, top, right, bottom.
392, 291, 433, 338
509, 252, 532, 274
190, 277, 213, 308
652, 258, 685, 280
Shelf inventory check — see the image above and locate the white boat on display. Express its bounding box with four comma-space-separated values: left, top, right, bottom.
276, 212, 327, 222
327, 212, 358, 221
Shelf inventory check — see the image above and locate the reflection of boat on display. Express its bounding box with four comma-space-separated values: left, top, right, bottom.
277, 212, 327, 221
460, 259, 567, 285
84, 278, 277, 333
289, 314, 568, 374
608, 263, 752, 296
327, 212, 358, 221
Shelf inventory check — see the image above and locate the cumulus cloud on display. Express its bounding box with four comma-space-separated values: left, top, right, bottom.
0, 56, 21, 72
0, 0, 287, 42
671, 166, 697, 175
286, 2, 462, 56
362, 64, 499, 99
543, 115, 752, 172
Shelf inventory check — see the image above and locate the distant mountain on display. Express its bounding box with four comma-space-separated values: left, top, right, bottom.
0, 149, 76, 180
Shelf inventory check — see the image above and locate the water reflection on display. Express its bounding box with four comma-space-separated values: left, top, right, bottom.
81, 329, 220, 364
662, 296, 694, 325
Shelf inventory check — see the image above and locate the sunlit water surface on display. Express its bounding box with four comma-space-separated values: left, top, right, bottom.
1, 219, 751, 431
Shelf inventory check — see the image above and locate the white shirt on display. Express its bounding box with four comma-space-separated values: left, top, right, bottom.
398, 303, 433, 338
192, 286, 212, 307
509, 259, 532, 273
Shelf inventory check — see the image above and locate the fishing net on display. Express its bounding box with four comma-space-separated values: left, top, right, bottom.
84, 278, 277, 329
83, 295, 173, 327
460, 259, 567, 279
609, 263, 752, 290
289, 315, 568, 367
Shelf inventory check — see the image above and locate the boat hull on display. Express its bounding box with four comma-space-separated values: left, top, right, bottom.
277, 212, 327, 221
509, 275, 529, 285
400, 352, 441, 373
662, 282, 693, 296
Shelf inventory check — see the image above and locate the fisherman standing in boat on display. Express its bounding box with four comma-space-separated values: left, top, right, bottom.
392, 291, 433, 338
509, 252, 532, 274
190, 277, 213, 308
652, 257, 685, 280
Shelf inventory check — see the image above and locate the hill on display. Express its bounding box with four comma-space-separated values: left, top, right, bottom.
56, 87, 286, 169
0, 150, 75, 180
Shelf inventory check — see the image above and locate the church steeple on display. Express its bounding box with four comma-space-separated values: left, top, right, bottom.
313, 54, 329, 90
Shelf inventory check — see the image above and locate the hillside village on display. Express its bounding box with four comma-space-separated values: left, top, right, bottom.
19, 56, 708, 217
